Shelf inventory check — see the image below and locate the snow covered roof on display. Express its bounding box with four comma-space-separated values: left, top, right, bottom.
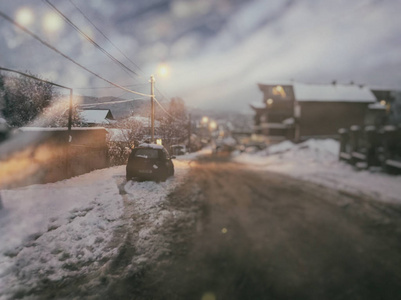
80, 109, 115, 124
293, 83, 376, 103
138, 143, 164, 149
368, 102, 387, 110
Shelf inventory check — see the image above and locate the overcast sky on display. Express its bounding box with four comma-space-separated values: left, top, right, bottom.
1, 0, 400, 111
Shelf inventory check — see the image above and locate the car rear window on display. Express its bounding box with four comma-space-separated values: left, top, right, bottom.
134, 148, 159, 159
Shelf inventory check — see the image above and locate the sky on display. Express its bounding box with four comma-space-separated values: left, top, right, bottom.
0, 0, 400, 112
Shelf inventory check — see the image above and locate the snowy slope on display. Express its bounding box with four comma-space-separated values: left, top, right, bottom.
0, 146, 208, 299
234, 139, 401, 204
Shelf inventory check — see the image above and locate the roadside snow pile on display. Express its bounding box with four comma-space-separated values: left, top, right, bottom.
0, 148, 204, 299
0, 166, 125, 299
121, 157, 197, 270
234, 139, 401, 204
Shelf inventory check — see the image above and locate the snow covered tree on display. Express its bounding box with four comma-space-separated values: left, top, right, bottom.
107, 115, 147, 165
30, 96, 83, 128
0, 73, 57, 127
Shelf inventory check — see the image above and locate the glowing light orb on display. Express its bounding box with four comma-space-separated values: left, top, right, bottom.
221, 228, 228, 234
157, 64, 169, 77
201, 292, 216, 300
43, 12, 64, 33
209, 121, 217, 130
201, 116, 209, 124
16, 7, 34, 26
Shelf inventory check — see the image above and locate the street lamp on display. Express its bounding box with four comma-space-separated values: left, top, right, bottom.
150, 63, 170, 142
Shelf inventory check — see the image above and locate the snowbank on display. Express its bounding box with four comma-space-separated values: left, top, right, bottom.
0, 147, 205, 299
234, 139, 401, 204
0, 166, 125, 297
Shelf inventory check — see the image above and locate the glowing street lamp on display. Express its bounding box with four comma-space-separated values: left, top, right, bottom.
157, 64, 169, 77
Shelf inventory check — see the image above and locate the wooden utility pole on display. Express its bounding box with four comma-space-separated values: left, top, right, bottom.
150, 75, 155, 143
188, 113, 191, 152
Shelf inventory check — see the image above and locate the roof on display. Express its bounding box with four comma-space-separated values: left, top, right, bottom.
138, 143, 164, 149
19, 127, 106, 131
293, 83, 376, 103
368, 102, 387, 110
80, 109, 115, 124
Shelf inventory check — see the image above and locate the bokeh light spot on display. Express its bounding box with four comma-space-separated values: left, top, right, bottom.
158, 64, 169, 77
201, 292, 216, 300
16, 7, 34, 26
221, 228, 228, 234
43, 12, 64, 33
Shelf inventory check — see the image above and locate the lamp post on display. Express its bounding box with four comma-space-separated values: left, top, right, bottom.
150, 75, 155, 143
149, 64, 169, 143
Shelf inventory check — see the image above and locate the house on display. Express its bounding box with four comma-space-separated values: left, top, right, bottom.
251, 82, 378, 142
80, 109, 115, 126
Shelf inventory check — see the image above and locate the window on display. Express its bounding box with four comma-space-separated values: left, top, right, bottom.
134, 148, 159, 159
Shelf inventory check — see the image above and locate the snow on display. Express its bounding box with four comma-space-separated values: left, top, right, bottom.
138, 143, 164, 149
106, 128, 130, 142
0, 149, 205, 299
368, 102, 386, 110
79, 109, 114, 124
293, 82, 376, 103
0, 166, 125, 297
234, 139, 401, 203
2, 141, 398, 297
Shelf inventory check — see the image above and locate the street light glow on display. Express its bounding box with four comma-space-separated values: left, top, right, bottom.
43, 12, 64, 33
15, 7, 34, 26
209, 121, 217, 130
158, 64, 169, 77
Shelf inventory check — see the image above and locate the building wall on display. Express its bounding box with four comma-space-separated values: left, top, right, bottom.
298, 102, 369, 137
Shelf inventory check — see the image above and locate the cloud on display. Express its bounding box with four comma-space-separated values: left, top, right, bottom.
1, 0, 400, 113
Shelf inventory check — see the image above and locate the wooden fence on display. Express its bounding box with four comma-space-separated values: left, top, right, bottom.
338, 125, 401, 174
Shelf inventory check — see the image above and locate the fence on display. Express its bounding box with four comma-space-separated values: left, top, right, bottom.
0, 127, 108, 188
338, 125, 401, 174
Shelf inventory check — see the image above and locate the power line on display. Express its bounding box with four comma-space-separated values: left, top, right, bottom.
75, 83, 148, 90
79, 97, 147, 107
43, 0, 138, 77
68, 0, 144, 77
0, 9, 152, 98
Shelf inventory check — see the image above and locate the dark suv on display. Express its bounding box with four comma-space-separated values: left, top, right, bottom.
126, 143, 175, 181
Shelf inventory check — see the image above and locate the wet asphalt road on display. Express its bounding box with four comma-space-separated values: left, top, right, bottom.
129, 155, 401, 300
28, 154, 401, 300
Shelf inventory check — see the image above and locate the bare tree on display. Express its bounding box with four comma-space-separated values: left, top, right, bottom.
107, 115, 147, 165
157, 97, 188, 150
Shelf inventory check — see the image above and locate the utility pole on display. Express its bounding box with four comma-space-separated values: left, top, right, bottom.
188, 113, 191, 152
150, 75, 155, 143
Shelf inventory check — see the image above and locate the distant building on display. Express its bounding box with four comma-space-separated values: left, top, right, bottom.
79, 109, 115, 126
251, 82, 379, 142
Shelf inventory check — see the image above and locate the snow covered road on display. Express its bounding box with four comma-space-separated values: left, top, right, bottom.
0, 140, 400, 299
